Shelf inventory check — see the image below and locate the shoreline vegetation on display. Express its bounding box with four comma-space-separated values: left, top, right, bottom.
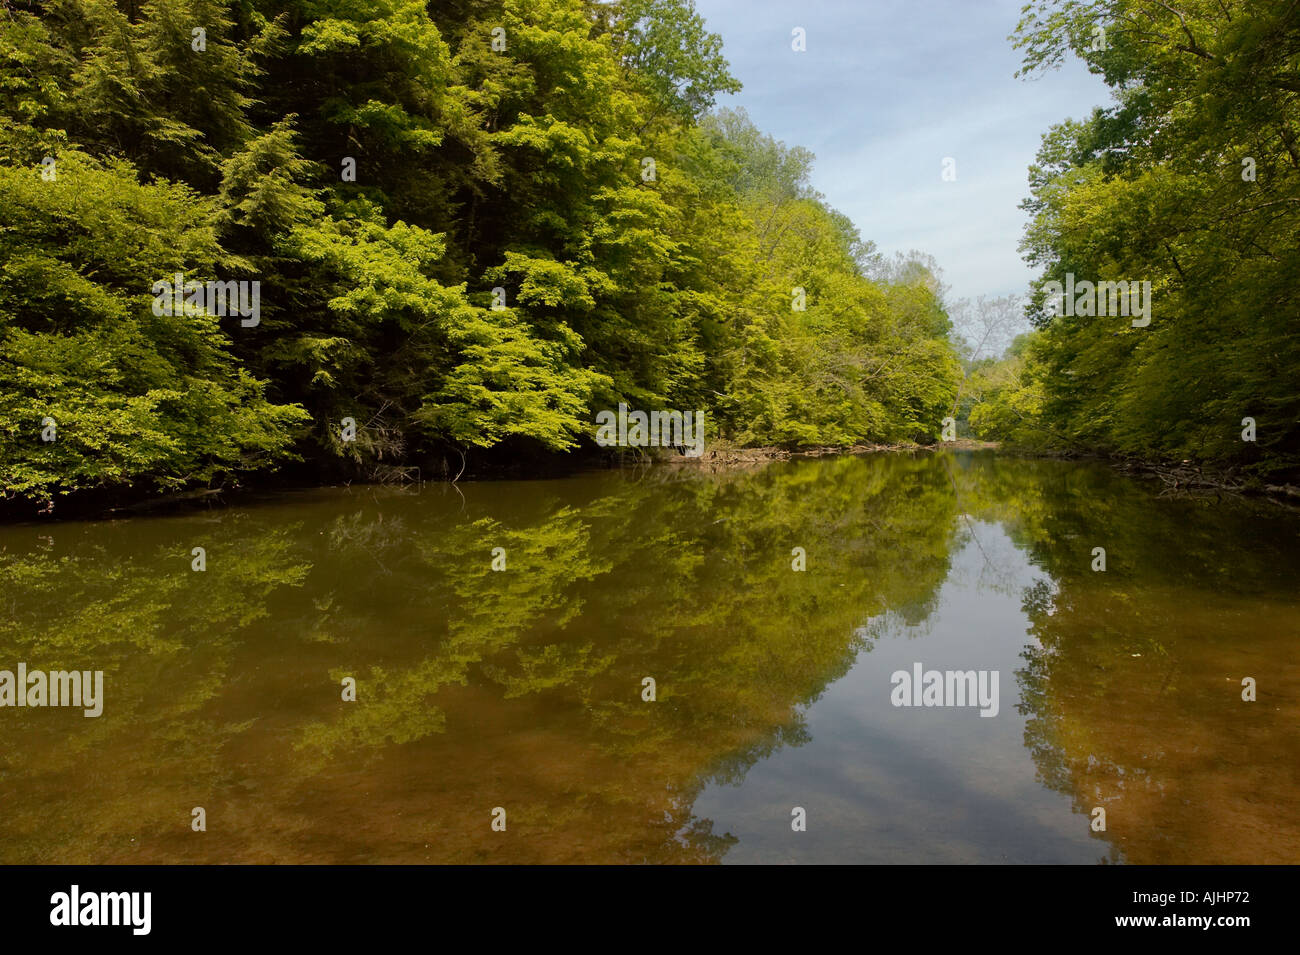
2, 1, 1295, 520
965, 1, 1299, 480
5, 440, 1297, 526
628, 441, 1300, 507
657, 438, 998, 469
0, 1, 966, 517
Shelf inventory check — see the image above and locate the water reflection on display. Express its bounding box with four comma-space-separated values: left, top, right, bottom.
0, 452, 1296, 863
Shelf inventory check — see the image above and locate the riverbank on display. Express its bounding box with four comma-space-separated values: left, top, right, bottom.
988, 447, 1300, 506
0, 439, 998, 523
653, 438, 1000, 471
1108, 458, 1300, 506
7, 438, 1297, 523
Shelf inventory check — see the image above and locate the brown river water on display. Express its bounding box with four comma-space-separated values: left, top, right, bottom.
1, 450, 1297, 863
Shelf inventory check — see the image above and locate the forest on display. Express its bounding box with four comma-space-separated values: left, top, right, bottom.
0, 0, 961, 511
2, 0, 1296, 514
969, 0, 1300, 481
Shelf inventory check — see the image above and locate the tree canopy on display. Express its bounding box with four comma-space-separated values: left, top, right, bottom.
969, 0, 1300, 478
1, 0, 962, 507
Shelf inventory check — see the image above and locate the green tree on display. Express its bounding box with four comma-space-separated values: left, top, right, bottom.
1004, 0, 1300, 477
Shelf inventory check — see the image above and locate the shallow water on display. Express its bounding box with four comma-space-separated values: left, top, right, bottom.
1, 450, 1296, 863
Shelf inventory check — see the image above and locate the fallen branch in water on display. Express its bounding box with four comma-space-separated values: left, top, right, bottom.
1111, 457, 1300, 505
1150, 464, 1245, 492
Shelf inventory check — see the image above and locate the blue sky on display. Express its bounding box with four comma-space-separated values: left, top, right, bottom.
694, 0, 1111, 306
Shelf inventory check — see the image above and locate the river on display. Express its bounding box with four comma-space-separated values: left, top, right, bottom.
1, 450, 1296, 863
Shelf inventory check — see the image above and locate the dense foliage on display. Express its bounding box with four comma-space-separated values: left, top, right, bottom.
970, 0, 1300, 478
0, 0, 961, 506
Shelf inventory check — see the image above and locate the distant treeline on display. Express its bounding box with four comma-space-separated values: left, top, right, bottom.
967, 0, 1300, 480
0, 0, 962, 508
